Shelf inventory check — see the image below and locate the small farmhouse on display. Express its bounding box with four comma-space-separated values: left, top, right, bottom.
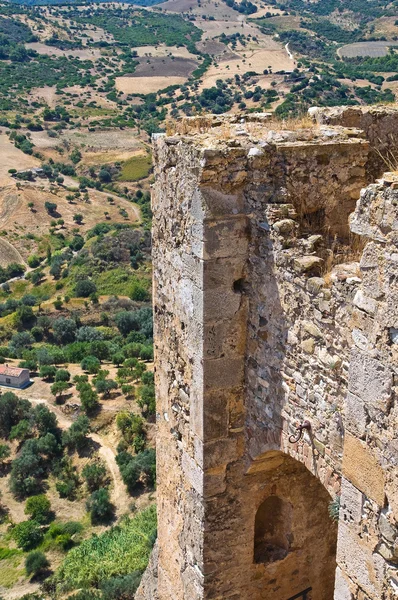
0, 365, 30, 389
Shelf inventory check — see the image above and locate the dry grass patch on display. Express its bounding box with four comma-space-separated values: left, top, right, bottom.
25, 42, 103, 61
115, 76, 187, 94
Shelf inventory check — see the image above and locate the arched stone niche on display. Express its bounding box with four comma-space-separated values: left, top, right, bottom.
243, 450, 338, 600
254, 495, 293, 564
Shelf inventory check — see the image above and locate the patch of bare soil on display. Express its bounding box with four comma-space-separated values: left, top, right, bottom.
25, 42, 103, 61
29, 86, 58, 109
199, 42, 295, 90
0, 134, 40, 186
61, 129, 144, 153
133, 56, 198, 78
197, 39, 229, 56
161, 0, 240, 20
368, 16, 398, 39
0, 238, 25, 268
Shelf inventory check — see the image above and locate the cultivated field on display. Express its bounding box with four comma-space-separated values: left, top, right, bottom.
116, 75, 187, 94
133, 56, 198, 78
133, 44, 197, 59
338, 41, 398, 58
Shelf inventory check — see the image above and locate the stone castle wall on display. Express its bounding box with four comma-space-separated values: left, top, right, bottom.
137, 107, 398, 600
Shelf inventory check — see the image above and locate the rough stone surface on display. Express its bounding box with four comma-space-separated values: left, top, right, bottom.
145, 110, 398, 600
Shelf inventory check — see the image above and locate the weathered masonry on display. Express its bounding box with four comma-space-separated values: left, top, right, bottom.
137, 106, 398, 600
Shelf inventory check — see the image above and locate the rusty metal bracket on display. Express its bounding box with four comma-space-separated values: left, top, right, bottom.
288, 420, 311, 444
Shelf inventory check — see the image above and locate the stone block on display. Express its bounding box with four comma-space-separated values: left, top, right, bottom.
203, 437, 238, 470
353, 289, 378, 315
203, 288, 243, 321
203, 357, 244, 391
348, 349, 393, 413
293, 255, 323, 274
339, 477, 363, 526
342, 433, 385, 505
204, 390, 229, 441
344, 391, 368, 438
200, 188, 244, 217
198, 218, 249, 260
204, 317, 247, 360
302, 320, 323, 338
182, 452, 204, 495
337, 524, 385, 598
334, 566, 354, 600
204, 466, 227, 497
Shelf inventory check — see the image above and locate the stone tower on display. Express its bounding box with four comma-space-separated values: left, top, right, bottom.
137, 106, 398, 600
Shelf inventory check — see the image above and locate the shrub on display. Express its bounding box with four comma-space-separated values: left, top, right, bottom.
51, 381, 69, 401
53, 317, 76, 344
75, 279, 97, 298
12, 520, 43, 551
33, 404, 58, 436
76, 326, 103, 343
101, 572, 142, 600
82, 461, 108, 492
56, 458, 80, 500
117, 449, 155, 494
95, 378, 118, 398
27, 255, 42, 269
0, 392, 31, 438
40, 365, 57, 380
81, 355, 100, 374
73, 213, 83, 225
0, 443, 10, 463
55, 369, 71, 382
79, 384, 99, 414
86, 488, 113, 524
44, 201, 57, 214
137, 383, 155, 416
130, 281, 150, 302
25, 495, 52, 524
9, 419, 31, 442
25, 551, 49, 577
62, 415, 90, 452
10, 441, 45, 498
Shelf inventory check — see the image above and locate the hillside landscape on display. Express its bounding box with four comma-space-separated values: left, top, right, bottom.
1, 0, 398, 599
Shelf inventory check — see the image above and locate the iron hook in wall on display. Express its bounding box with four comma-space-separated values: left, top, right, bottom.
288, 420, 311, 444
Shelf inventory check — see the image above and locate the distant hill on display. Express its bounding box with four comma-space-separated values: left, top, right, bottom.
6, 0, 165, 6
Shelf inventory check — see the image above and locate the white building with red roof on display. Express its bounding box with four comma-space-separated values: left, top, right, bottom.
0, 365, 30, 389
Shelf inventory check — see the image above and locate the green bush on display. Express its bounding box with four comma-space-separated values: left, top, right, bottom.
55, 369, 71, 382
25, 495, 52, 524
75, 279, 97, 298
81, 356, 100, 374
62, 416, 90, 452
12, 520, 43, 551
25, 551, 49, 577
130, 281, 150, 302
86, 488, 113, 524
116, 449, 155, 494
82, 461, 108, 492
101, 572, 142, 600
